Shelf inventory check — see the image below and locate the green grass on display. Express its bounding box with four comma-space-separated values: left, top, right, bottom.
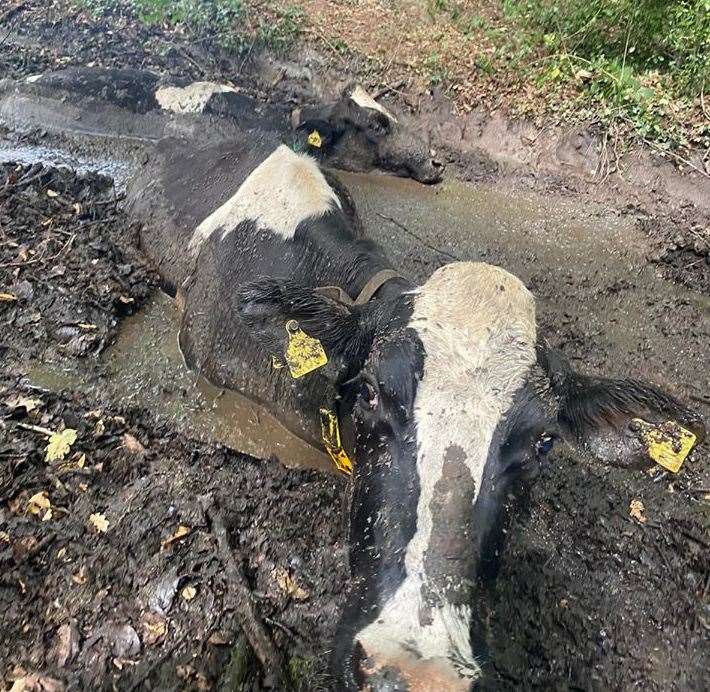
500, 0, 710, 149
74, 0, 303, 54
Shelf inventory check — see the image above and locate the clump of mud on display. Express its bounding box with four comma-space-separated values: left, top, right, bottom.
0, 162, 156, 367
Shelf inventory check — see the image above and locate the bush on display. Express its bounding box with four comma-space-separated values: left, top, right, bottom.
503, 0, 710, 98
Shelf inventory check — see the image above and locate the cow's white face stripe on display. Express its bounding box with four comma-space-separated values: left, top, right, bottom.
155, 81, 237, 114
188, 145, 340, 253
350, 85, 398, 123
356, 262, 537, 678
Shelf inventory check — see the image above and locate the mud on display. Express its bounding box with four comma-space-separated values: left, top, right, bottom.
1, 3, 709, 691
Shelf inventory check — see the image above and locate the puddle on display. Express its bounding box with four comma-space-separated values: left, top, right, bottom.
28, 293, 333, 473
0, 143, 132, 189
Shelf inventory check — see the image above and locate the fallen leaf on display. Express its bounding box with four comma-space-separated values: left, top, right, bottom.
73, 203, 82, 215
51, 621, 80, 667
141, 612, 167, 645
46, 189, 59, 198
118, 295, 134, 304
27, 491, 51, 516
76, 454, 86, 469
93, 419, 105, 437
122, 433, 146, 454
57, 547, 67, 559
161, 525, 191, 550
272, 567, 309, 600
181, 585, 197, 601
78, 322, 97, 330
0, 530, 10, 543
46, 429, 78, 462
207, 631, 231, 646
78, 483, 89, 492
10, 674, 65, 692
629, 499, 647, 523
0, 292, 18, 302
6, 395, 41, 413
89, 513, 109, 533
72, 565, 88, 584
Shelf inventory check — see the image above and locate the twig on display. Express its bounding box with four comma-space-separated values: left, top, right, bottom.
375, 212, 461, 261
199, 494, 287, 685
0, 233, 75, 269
15, 422, 54, 436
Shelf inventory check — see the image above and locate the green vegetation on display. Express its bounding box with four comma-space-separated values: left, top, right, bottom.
75, 0, 303, 54
500, 0, 710, 149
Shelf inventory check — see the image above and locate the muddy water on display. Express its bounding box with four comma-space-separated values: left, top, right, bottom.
29, 293, 333, 472
17, 149, 710, 471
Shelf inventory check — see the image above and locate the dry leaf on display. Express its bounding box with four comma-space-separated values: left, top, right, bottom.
57, 547, 67, 559
51, 621, 80, 667
78, 483, 89, 492
46, 429, 78, 462
93, 420, 105, 437
46, 189, 59, 198
0, 530, 10, 544
207, 632, 231, 646
161, 525, 191, 550
141, 613, 167, 645
122, 433, 146, 454
629, 499, 647, 523
181, 585, 197, 601
89, 513, 109, 533
73, 203, 82, 215
272, 567, 309, 600
0, 292, 18, 302
6, 395, 41, 412
78, 322, 97, 330
76, 454, 86, 469
72, 565, 88, 584
27, 491, 51, 516
118, 295, 134, 304
10, 674, 65, 692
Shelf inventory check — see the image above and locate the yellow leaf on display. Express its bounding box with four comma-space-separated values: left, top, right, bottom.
46, 429, 78, 462
27, 491, 51, 516
181, 585, 197, 601
629, 499, 646, 523
0, 292, 17, 302
6, 395, 41, 412
161, 525, 191, 550
271, 567, 309, 600
89, 513, 109, 533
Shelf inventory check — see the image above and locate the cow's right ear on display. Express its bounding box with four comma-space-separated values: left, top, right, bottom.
236, 277, 374, 374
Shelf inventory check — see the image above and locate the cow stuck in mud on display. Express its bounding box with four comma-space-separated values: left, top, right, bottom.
125, 125, 705, 689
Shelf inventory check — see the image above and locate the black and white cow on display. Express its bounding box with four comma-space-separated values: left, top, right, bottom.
126, 122, 704, 691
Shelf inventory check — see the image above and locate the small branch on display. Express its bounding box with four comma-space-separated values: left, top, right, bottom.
199, 495, 288, 686
15, 422, 54, 436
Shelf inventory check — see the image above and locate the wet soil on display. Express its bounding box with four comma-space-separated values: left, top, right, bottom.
1, 3, 709, 691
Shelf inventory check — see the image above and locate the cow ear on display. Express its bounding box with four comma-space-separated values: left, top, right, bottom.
235, 277, 373, 374
549, 365, 704, 468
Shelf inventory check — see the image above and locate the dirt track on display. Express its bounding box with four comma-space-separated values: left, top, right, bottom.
1, 3, 709, 691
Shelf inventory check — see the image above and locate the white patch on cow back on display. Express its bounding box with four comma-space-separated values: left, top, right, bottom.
350, 85, 398, 123
188, 145, 340, 252
155, 81, 236, 114
356, 262, 537, 679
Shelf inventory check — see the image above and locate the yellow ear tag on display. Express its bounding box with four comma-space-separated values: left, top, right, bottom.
307, 130, 322, 148
632, 419, 697, 473
284, 320, 328, 379
320, 408, 353, 475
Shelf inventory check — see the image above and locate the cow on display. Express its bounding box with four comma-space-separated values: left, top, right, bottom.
125, 120, 704, 690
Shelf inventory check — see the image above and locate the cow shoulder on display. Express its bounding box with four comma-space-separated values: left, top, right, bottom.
189, 145, 341, 252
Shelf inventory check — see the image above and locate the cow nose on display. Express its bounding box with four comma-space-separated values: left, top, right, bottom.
355, 646, 474, 692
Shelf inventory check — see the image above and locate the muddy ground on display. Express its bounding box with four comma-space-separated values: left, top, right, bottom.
1, 3, 709, 692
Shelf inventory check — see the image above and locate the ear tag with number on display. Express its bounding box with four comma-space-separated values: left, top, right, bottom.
307, 130, 322, 148
320, 408, 353, 475
284, 320, 328, 379
632, 418, 697, 473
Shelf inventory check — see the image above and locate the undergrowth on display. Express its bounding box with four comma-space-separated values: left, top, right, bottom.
499, 0, 710, 151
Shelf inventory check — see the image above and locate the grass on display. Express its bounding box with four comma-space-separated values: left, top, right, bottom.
74, 0, 303, 54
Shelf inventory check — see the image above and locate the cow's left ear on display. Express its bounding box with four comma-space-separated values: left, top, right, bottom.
540, 347, 705, 468
236, 277, 374, 376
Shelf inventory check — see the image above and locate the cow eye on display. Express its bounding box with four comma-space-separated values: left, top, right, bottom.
536, 434, 555, 455
358, 381, 379, 410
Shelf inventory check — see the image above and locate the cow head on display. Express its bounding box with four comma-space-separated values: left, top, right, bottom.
294, 85, 443, 184
237, 262, 704, 691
